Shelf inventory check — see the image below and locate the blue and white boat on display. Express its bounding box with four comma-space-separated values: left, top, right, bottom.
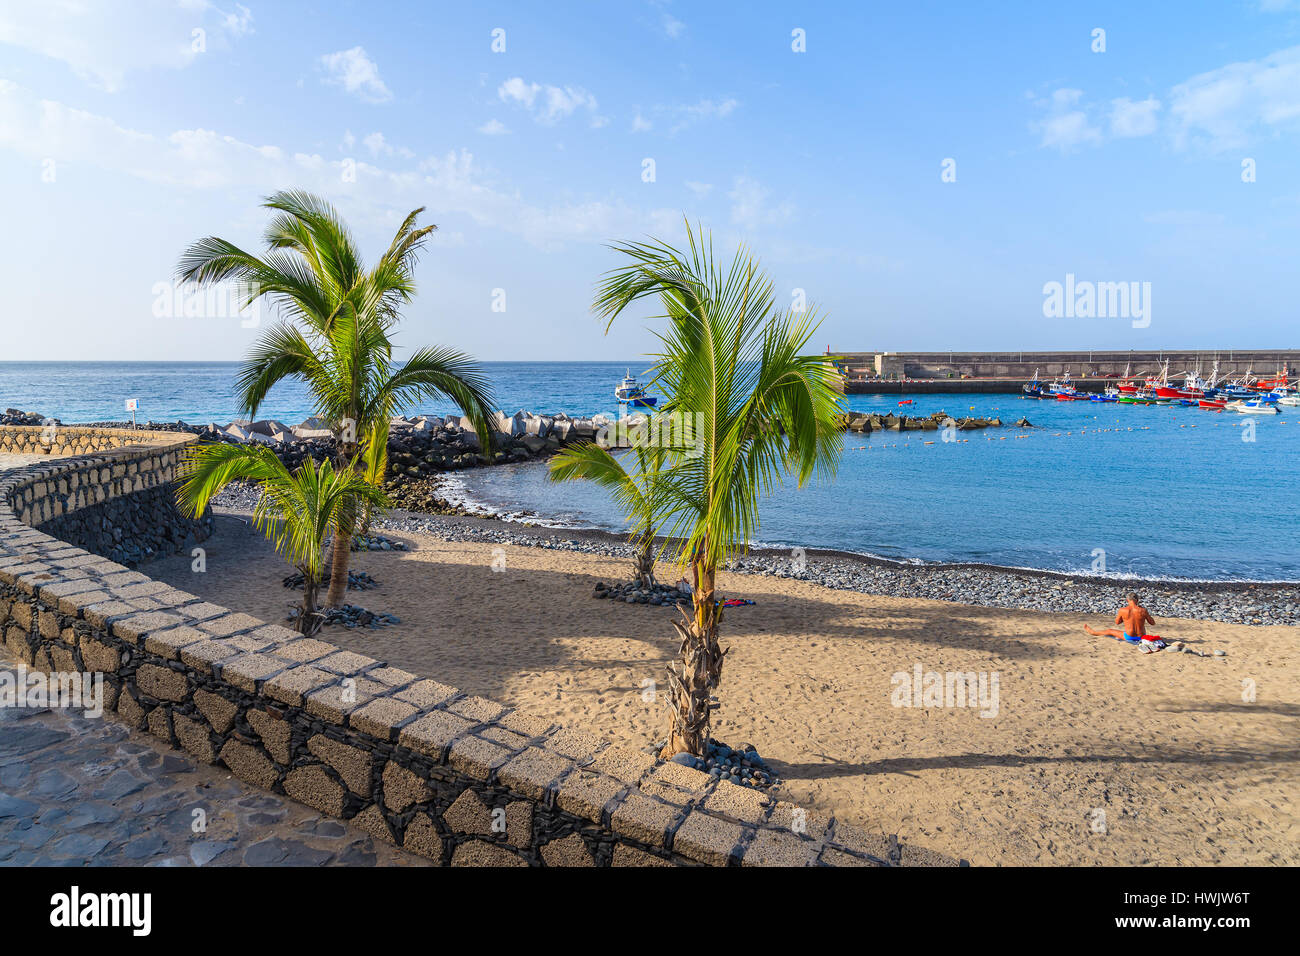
614, 370, 658, 408
1227, 397, 1279, 415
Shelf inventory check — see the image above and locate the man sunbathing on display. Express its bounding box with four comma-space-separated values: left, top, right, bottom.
1084, 592, 1157, 644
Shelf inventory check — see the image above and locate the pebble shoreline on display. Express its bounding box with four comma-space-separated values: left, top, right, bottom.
211, 483, 1300, 627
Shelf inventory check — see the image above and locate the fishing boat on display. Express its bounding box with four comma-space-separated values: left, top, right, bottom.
614, 370, 658, 408
1022, 369, 1045, 398
1152, 360, 1198, 400
1220, 366, 1260, 399
1091, 386, 1120, 403
1198, 398, 1227, 410
1277, 394, 1300, 407
1116, 361, 1140, 395
1227, 398, 1279, 415
1046, 369, 1089, 399
1250, 363, 1290, 391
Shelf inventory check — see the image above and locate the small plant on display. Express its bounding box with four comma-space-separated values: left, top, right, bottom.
175, 443, 387, 635
549, 442, 666, 589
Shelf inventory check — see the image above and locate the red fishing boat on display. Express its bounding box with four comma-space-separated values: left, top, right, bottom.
1116, 361, 1141, 394
1251, 363, 1290, 391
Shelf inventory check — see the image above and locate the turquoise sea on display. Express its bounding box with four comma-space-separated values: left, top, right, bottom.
2, 361, 1297, 581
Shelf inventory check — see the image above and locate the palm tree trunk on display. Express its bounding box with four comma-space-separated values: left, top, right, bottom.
324, 505, 354, 607
633, 534, 656, 589
325, 442, 358, 608
300, 569, 323, 636
661, 557, 725, 758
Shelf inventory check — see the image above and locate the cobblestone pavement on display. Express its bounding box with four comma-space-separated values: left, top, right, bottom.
0, 656, 428, 867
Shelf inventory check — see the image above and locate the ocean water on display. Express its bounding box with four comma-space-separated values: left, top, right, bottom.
2, 361, 1297, 581
0, 361, 636, 425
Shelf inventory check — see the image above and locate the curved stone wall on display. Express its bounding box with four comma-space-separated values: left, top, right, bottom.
1, 426, 211, 566
0, 425, 953, 867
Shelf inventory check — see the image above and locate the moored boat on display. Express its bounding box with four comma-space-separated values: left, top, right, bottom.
1227, 398, 1279, 415
614, 370, 658, 407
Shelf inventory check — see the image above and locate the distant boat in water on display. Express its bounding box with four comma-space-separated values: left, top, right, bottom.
614, 370, 657, 407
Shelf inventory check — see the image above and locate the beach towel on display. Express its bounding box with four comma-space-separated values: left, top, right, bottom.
718, 598, 756, 608
1103, 632, 1167, 651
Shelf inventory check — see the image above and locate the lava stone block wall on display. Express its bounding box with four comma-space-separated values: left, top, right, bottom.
0, 434, 950, 867
0, 424, 157, 457
0, 427, 211, 568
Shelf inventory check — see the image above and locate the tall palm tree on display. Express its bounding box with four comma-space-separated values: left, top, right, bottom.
548, 441, 667, 588
175, 444, 388, 635
594, 224, 843, 758
176, 190, 496, 606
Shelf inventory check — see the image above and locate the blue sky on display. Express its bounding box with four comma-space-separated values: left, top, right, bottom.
2, 0, 1298, 362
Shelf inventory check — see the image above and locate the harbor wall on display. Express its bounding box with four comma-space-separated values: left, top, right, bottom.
835, 349, 1300, 383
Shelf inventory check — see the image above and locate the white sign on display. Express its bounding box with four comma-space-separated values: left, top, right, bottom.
125, 399, 139, 412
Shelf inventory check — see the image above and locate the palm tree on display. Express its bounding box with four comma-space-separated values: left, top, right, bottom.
176, 189, 496, 607
548, 441, 667, 588
175, 443, 388, 635
594, 224, 843, 758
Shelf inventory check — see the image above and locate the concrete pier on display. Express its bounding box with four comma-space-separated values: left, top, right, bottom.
834, 349, 1299, 393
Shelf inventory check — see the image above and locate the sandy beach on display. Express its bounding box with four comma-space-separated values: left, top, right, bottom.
147, 510, 1300, 867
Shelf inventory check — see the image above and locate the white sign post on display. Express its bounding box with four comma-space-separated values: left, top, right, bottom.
125, 398, 138, 431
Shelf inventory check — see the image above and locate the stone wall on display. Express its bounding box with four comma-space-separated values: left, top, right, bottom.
0, 428, 954, 867
837, 349, 1300, 380
1, 426, 211, 568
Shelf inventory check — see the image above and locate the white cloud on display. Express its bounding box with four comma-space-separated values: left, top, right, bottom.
1110, 96, 1161, 138
631, 113, 652, 132
1169, 45, 1300, 150
477, 119, 509, 135
684, 180, 713, 197
0, 79, 675, 248
670, 97, 738, 133
319, 46, 393, 103
219, 3, 254, 36
498, 77, 599, 125
357, 130, 411, 158
1032, 46, 1300, 153
498, 76, 539, 109
727, 175, 793, 230
663, 14, 685, 38
0, 0, 253, 92
1034, 89, 1103, 151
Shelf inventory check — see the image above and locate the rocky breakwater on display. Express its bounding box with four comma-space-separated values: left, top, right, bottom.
838, 410, 1027, 434
1, 408, 50, 427
188, 410, 618, 514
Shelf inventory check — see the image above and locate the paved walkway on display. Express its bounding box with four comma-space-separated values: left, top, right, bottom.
0, 655, 427, 867
0, 453, 428, 866
0, 454, 57, 470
